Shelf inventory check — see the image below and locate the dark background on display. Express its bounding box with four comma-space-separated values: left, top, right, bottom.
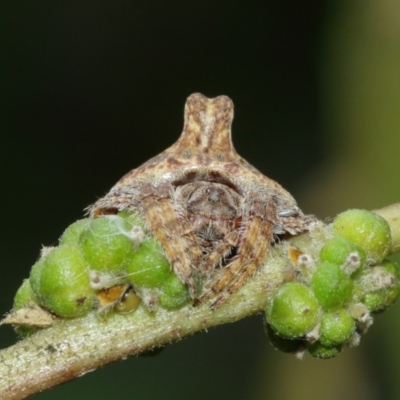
2, 1, 400, 399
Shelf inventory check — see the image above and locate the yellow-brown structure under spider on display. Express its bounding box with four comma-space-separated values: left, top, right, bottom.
90, 93, 315, 309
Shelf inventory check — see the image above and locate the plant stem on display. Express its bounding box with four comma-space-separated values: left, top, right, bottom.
1, 203, 399, 399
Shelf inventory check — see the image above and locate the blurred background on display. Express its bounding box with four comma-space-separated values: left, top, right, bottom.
1, 1, 400, 399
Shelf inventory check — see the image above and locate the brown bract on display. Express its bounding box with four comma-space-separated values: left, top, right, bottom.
90, 93, 315, 308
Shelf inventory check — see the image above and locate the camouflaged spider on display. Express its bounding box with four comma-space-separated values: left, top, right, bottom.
90, 93, 315, 309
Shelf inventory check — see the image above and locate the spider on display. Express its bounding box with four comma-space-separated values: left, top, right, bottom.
90, 93, 315, 309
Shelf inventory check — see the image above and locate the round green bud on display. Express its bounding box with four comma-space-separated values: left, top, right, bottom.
79, 216, 136, 272
311, 262, 353, 309
266, 282, 320, 339
29, 257, 48, 298
381, 259, 400, 279
158, 274, 191, 310
333, 209, 391, 264
319, 310, 355, 347
319, 236, 366, 274
14, 279, 39, 310
362, 260, 400, 312
364, 292, 385, 312
264, 320, 306, 354
308, 341, 342, 359
13, 280, 44, 337
32, 245, 95, 317
59, 219, 91, 245
127, 238, 172, 288
118, 211, 144, 227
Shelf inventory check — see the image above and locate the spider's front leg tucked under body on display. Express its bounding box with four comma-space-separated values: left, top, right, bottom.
196, 192, 277, 309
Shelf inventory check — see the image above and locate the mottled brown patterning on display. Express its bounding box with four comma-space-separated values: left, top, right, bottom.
90, 93, 315, 309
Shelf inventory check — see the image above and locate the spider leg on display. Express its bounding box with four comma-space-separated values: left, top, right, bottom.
275, 212, 317, 235
197, 193, 276, 308
202, 230, 239, 272
141, 183, 202, 299
210, 261, 259, 309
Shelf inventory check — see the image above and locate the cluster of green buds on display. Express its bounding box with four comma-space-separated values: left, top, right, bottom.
265, 209, 399, 359
13, 212, 191, 335
11, 207, 399, 357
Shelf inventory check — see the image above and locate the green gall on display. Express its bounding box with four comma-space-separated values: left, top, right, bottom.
158, 274, 191, 310
59, 219, 91, 245
118, 211, 145, 227
362, 260, 400, 312
333, 209, 391, 264
308, 341, 342, 359
79, 215, 136, 273
319, 236, 366, 274
311, 262, 353, 309
14, 279, 39, 310
12, 280, 41, 337
379, 258, 400, 281
264, 320, 306, 354
127, 238, 172, 288
364, 292, 385, 312
319, 310, 355, 347
266, 282, 320, 339
31, 245, 95, 317
29, 257, 47, 298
